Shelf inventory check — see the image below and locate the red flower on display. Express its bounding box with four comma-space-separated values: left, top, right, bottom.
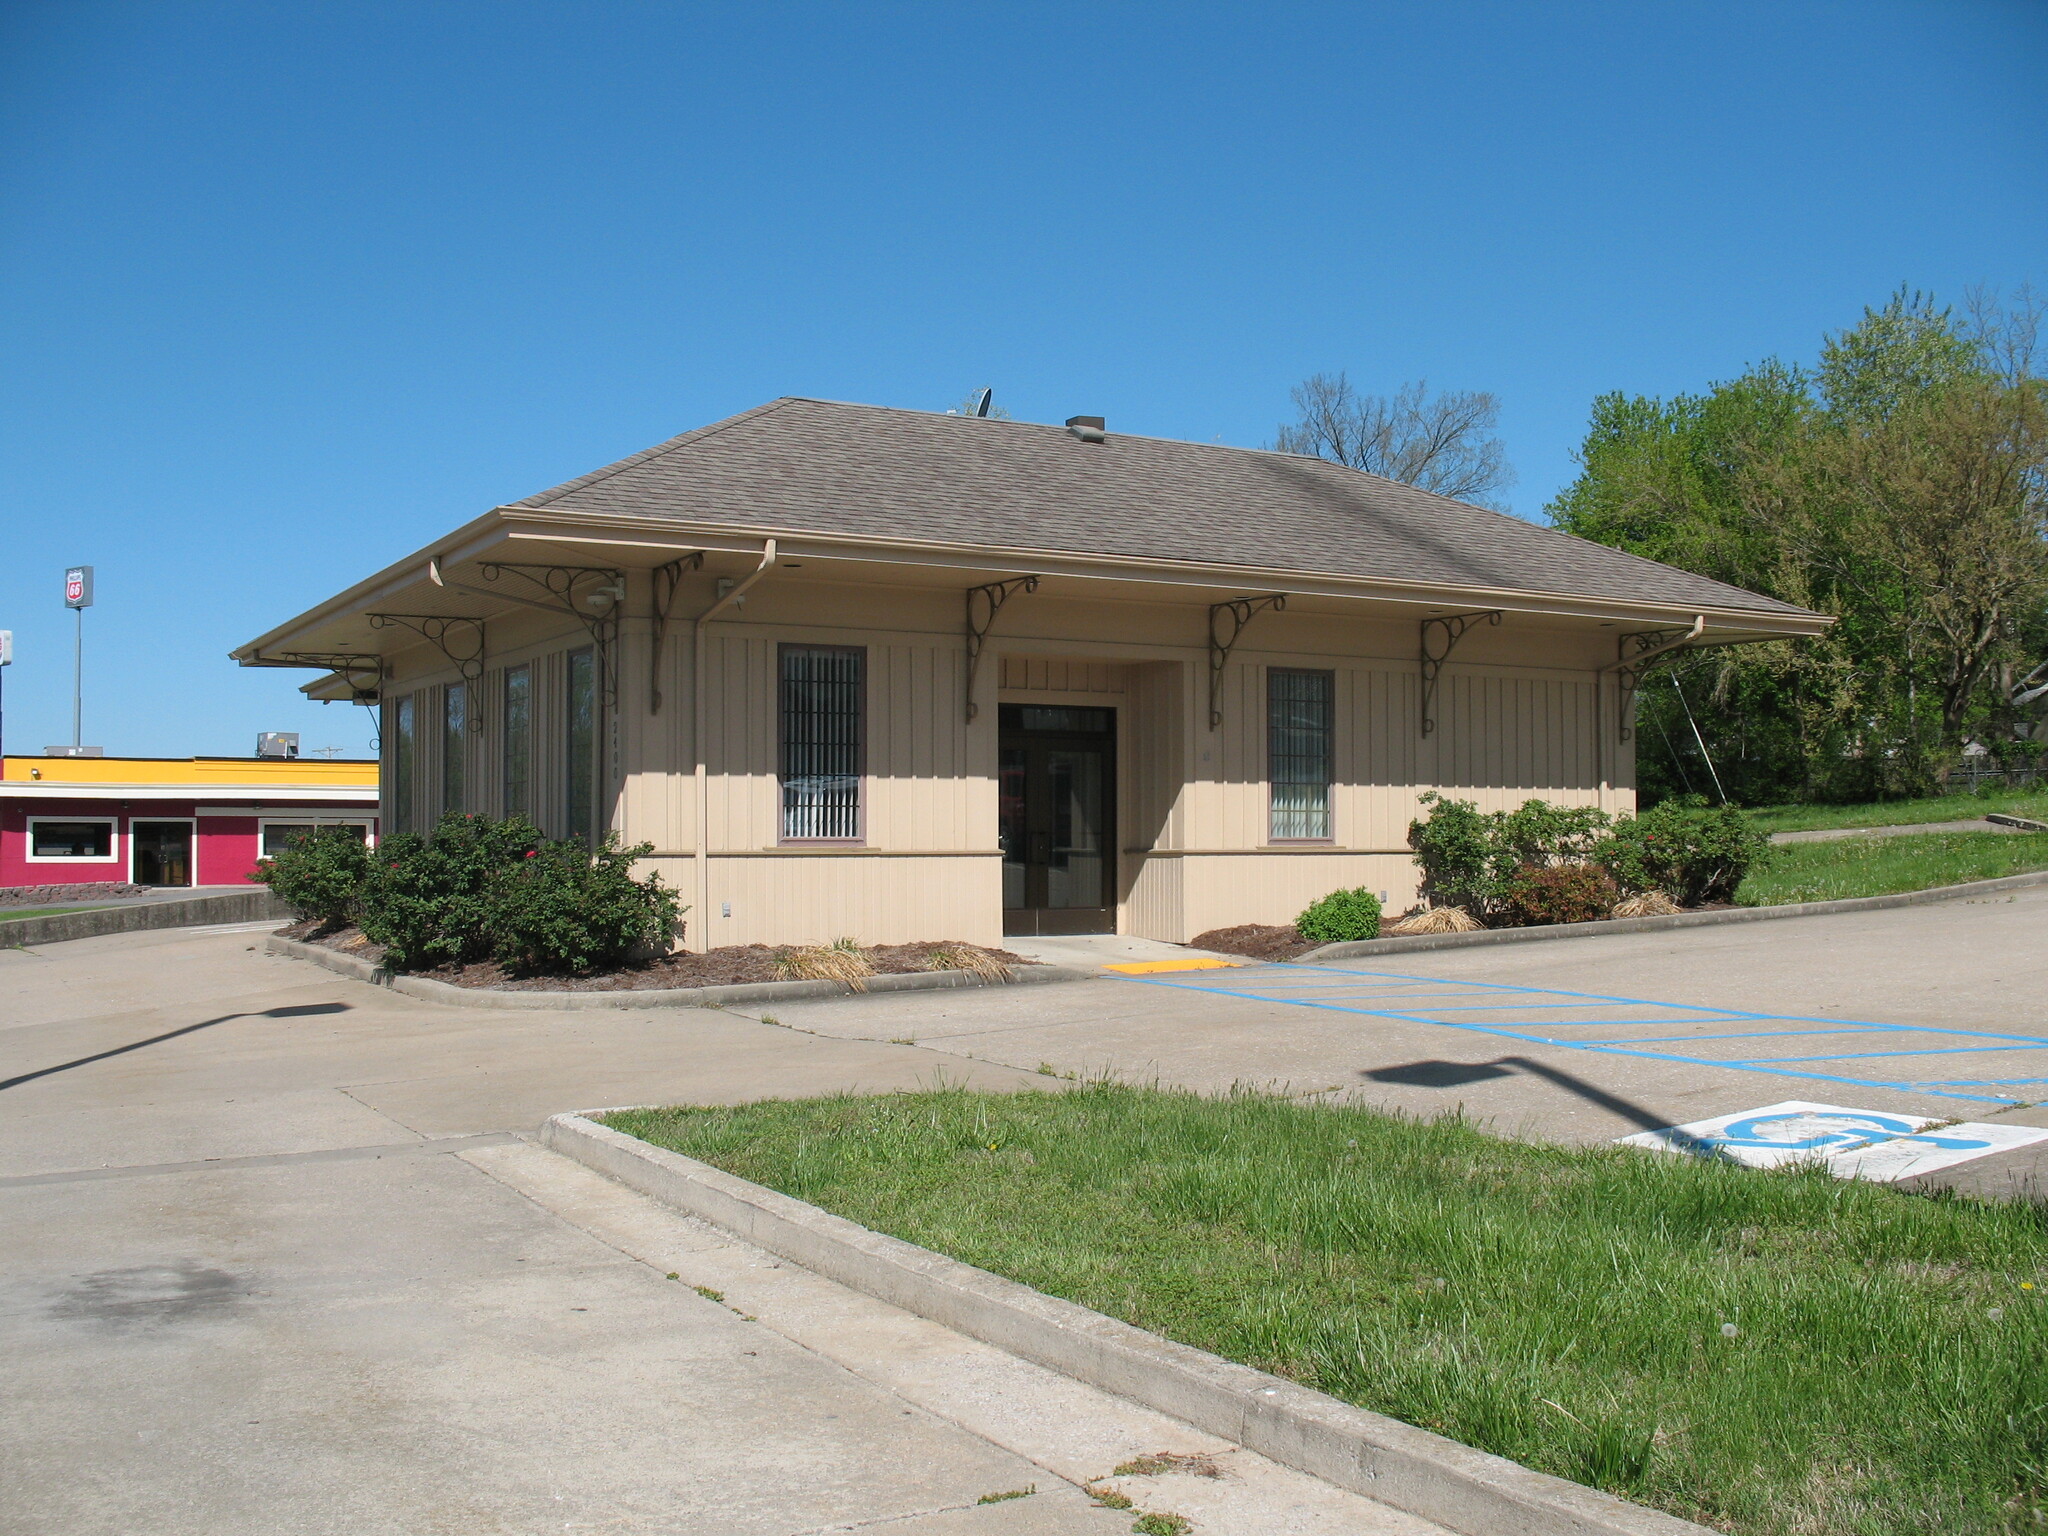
524, 850, 538, 858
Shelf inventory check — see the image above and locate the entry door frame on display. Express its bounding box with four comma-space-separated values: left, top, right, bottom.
1000, 705, 1118, 937
129, 816, 197, 888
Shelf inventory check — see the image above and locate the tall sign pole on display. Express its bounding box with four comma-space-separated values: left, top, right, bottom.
64, 565, 93, 749
0, 630, 12, 759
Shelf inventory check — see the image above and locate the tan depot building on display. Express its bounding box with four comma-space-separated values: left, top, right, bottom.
235, 398, 1828, 949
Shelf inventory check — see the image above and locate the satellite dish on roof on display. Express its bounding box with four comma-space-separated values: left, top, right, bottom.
973, 388, 993, 418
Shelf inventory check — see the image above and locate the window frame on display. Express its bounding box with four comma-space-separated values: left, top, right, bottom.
25, 816, 120, 863
776, 643, 867, 845
258, 816, 379, 859
1266, 666, 1336, 844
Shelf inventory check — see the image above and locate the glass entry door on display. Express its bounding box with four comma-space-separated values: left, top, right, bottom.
999, 704, 1115, 936
131, 821, 192, 887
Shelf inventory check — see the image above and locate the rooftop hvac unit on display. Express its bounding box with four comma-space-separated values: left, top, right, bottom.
257, 732, 300, 760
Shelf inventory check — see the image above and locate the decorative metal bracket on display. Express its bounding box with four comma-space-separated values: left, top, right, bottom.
1419, 610, 1503, 736
964, 576, 1040, 721
367, 615, 487, 730
649, 553, 704, 714
1208, 595, 1288, 729
250, 652, 385, 705
478, 562, 627, 710
1611, 618, 1705, 741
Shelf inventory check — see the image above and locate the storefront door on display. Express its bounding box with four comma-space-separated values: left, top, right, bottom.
999, 704, 1115, 936
131, 821, 192, 887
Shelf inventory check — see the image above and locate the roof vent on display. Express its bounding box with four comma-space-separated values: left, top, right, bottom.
1065, 415, 1106, 444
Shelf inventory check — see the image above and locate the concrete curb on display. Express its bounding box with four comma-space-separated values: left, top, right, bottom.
1297, 867, 2048, 963
1, 889, 290, 948
541, 1112, 1711, 1536
1988, 813, 2048, 832
263, 933, 1088, 1009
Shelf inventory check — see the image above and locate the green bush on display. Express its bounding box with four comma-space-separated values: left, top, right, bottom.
1407, 792, 1503, 916
484, 833, 684, 975
1503, 861, 1619, 926
1295, 886, 1383, 944
357, 813, 543, 971
1409, 793, 1617, 922
252, 826, 371, 926
1600, 796, 1773, 906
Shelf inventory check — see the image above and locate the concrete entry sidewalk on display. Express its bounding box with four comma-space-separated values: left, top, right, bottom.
0, 925, 1442, 1535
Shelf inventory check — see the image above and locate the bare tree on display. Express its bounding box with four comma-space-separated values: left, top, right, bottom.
1273, 372, 1517, 509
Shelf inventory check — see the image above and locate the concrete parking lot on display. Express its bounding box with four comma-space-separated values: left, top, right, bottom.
0, 924, 1435, 1536
4, 895, 2044, 1533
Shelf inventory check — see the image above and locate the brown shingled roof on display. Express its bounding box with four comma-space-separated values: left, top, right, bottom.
515, 397, 1815, 619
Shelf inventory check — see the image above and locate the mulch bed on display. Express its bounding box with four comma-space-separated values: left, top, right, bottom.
276, 919, 1034, 992
1190, 924, 1319, 961
1194, 902, 1736, 962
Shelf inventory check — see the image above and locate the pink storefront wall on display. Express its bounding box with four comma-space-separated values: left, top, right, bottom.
0, 799, 376, 889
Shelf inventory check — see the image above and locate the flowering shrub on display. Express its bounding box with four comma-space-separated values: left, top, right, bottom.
484, 833, 683, 975
1409, 794, 1616, 922
341, 813, 681, 975
252, 825, 370, 926
1502, 862, 1619, 926
1411, 792, 1770, 921
357, 814, 542, 970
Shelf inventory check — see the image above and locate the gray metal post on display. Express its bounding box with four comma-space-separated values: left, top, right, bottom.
72, 604, 82, 748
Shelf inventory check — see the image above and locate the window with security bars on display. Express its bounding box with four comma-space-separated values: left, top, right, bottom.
1268, 668, 1333, 840
780, 646, 864, 840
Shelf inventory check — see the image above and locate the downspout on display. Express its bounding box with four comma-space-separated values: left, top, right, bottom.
1598, 615, 1705, 808
692, 540, 777, 951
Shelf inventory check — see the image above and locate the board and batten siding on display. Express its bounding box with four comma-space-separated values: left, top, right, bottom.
369, 568, 1632, 948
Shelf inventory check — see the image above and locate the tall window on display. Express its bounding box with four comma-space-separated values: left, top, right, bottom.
1268, 668, 1333, 841
780, 645, 863, 841
442, 682, 467, 815
391, 694, 417, 834
503, 664, 532, 819
566, 648, 596, 846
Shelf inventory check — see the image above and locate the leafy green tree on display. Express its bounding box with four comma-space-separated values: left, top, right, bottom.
1550, 288, 2048, 803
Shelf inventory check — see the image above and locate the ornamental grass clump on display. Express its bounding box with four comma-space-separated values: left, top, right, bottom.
776, 937, 877, 990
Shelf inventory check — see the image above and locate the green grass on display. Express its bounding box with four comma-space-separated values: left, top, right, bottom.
1737, 829, 2048, 906
1743, 786, 2048, 835
0, 904, 113, 923
606, 1086, 2048, 1536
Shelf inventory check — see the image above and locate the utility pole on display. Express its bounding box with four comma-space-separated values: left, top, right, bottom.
0, 630, 12, 758
64, 565, 92, 748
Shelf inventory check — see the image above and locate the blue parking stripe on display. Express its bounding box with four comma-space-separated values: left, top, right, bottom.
1119, 962, 2037, 1105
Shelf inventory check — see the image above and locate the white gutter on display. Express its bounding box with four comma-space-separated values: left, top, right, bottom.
692, 540, 777, 950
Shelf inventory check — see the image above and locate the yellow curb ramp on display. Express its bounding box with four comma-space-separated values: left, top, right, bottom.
1100, 957, 1246, 974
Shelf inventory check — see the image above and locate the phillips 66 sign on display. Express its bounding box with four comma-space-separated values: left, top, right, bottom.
64, 566, 94, 608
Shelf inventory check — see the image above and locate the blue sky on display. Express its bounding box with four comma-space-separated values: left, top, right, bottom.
2, 1, 2043, 759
